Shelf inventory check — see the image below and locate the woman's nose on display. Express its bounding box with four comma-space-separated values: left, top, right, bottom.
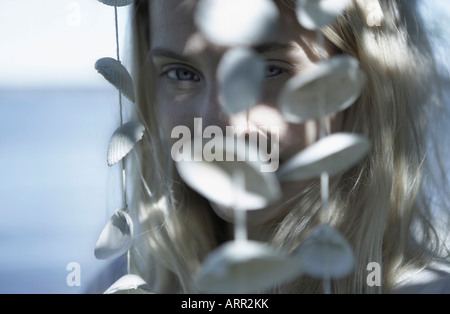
199, 86, 285, 135
198, 80, 230, 130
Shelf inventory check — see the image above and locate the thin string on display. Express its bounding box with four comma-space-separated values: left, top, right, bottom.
317, 29, 332, 294
316, 30, 327, 141
126, 212, 134, 275
127, 250, 131, 274
234, 210, 247, 242
122, 166, 127, 209
233, 171, 248, 242
112, 4, 127, 210
321, 172, 329, 217
115, 5, 124, 126
114, 3, 130, 274
115, 5, 120, 62
316, 31, 330, 222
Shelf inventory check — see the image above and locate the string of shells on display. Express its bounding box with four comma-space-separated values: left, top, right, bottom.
94, 0, 379, 294
93, 0, 147, 294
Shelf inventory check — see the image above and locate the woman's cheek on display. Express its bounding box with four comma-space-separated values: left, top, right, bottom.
157, 89, 201, 145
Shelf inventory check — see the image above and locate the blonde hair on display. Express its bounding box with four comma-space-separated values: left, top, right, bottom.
127, 0, 449, 293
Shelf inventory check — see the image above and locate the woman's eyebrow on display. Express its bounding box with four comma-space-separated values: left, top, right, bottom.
148, 43, 298, 69
149, 48, 193, 63
254, 43, 295, 54
151, 43, 295, 60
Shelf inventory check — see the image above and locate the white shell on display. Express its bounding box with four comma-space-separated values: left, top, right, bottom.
107, 121, 145, 167
279, 55, 366, 123
296, 0, 350, 30
174, 136, 281, 211
104, 274, 153, 294
94, 208, 133, 260
95, 57, 135, 103
356, 0, 384, 27
218, 48, 265, 114
195, 240, 302, 293
293, 224, 355, 279
277, 133, 370, 181
195, 0, 279, 46
97, 0, 133, 7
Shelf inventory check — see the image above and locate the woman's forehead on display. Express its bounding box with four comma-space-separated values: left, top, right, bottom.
150, 1, 197, 38
150, 0, 198, 25
149, 0, 291, 15
149, 0, 303, 52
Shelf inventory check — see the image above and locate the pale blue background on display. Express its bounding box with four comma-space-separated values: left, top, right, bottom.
0, 88, 122, 293
0, 0, 448, 294
0, 0, 131, 293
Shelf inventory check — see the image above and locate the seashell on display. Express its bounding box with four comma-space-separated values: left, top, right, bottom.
277, 133, 371, 181
195, 0, 279, 46
296, 0, 350, 30
293, 224, 355, 279
279, 55, 366, 123
97, 0, 133, 7
107, 121, 145, 167
218, 48, 265, 114
195, 240, 303, 293
94, 208, 133, 260
174, 136, 281, 211
356, 0, 385, 27
95, 57, 135, 103
104, 274, 154, 294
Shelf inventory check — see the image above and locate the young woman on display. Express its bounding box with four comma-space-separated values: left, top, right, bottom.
121, 0, 450, 293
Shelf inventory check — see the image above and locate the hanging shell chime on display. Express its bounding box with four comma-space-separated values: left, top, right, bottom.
176, 0, 372, 294
90, 0, 377, 294
93, 0, 148, 294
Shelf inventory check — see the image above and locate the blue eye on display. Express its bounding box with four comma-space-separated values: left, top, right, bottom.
167, 68, 200, 82
265, 65, 284, 78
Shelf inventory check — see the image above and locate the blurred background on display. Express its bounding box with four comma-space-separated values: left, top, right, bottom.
0, 0, 449, 294
0, 0, 132, 293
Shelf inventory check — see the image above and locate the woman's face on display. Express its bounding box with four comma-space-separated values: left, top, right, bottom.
149, 0, 343, 225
